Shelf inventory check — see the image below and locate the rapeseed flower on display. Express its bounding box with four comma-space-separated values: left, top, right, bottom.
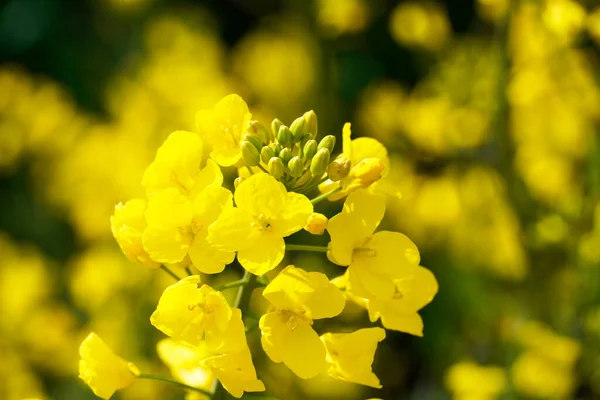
195, 94, 252, 167
445, 361, 506, 400
142, 185, 235, 273
150, 276, 234, 349
208, 174, 313, 275
110, 198, 160, 269
79, 332, 139, 400
321, 327, 385, 388
327, 190, 420, 300
156, 339, 214, 392
259, 265, 345, 379
142, 130, 221, 197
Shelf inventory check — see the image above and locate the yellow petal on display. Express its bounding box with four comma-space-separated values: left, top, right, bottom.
342, 189, 385, 235
79, 333, 138, 400
156, 339, 214, 390
237, 231, 285, 275
193, 185, 233, 228
282, 321, 327, 379
142, 130, 204, 195
347, 263, 396, 300
274, 192, 314, 237
234, 173, 287, 217
142, 226, 190, 264
259, 312, 287, 363
342, 122, 352, 159
189, 159, 224, 197
189, 233, 235, 274
207, 208, 259, 252
145, 188, 194, 228
327, 212, 369, 266
321, 327, 385, 388
263, 265, 345, 319
209, 147, 242, 167
380, 310, 424, 336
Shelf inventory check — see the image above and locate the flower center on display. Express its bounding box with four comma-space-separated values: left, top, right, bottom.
252, 213, 273, 232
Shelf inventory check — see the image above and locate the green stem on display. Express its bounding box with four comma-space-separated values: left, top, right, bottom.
310, 187, 341, 205
160, 265, 182, 281
138, 373, 213, 397
246, 166, 255, 176
215, 277, 250, 292
185, 266, 193, 276
286, 244, 328, 253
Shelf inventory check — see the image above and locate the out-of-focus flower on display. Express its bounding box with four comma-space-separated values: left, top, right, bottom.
316, 0, 371, 37
445, 361, 506, 400
389, 2, 451, 51
157, 339, 214, 392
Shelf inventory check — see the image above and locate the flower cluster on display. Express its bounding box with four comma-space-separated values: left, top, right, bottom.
79, 94, 438, 399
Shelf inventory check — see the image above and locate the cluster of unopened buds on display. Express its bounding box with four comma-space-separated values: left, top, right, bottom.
78, 94, 438, 399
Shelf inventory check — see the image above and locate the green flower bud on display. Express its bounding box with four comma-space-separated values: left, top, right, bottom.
269, 142, 282, 155
243, 134, 263, 152
310, 148, 330, 176
288, 156, 304, 178
241, 141, 260, 166
247, 120, 271, 144
260, 146, 275, 164
303, 139, 318, 160
271, 118, 283, 138
268, 157, 285, 179
279, 148, 292, 165
277, 126, 292, 147
318, 135, 336, 153
327, 156, 351, 182
290, 116, 308, 142
303, 110, 318, 137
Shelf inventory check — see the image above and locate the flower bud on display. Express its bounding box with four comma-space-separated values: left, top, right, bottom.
269, 142, 282, 155
260, 146, 275, 164
277, 126, 292, 147
288, 156, 304, 178
241, 141, 260, 166
318, 135, 336, 153
303, 139, 318, 160
234, 176, 245, 189
279, 148, 293, 165
349, 157, 385, 187
268, 157, 285, 179
327, 156, 351, 182
243, 134, 263, 152
247, 120, 271, 144
290, 116, 308, 142
271, 118, 283, 138
303, 110, 318, 137
310, 148, 330, 176
304, 212, 328, 235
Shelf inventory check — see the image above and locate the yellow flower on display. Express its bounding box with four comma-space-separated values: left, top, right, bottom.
142, 185, 235, 273
110, 199, 159, 269
158, 312, 265, 399
142, 130, 220, 197
327, 190, 420, 300
78, 332, 139, 400
304, 212, 328, 235
208, 173, 313, 275
259, 265, 345, 379
319, 123, 390, 200
321, 327, 385, 388
195, 94, 252, 167
156, 339, 214, 392
150, 276, 236, 349
365, 266, 438, 336
445, 361, 506, 400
